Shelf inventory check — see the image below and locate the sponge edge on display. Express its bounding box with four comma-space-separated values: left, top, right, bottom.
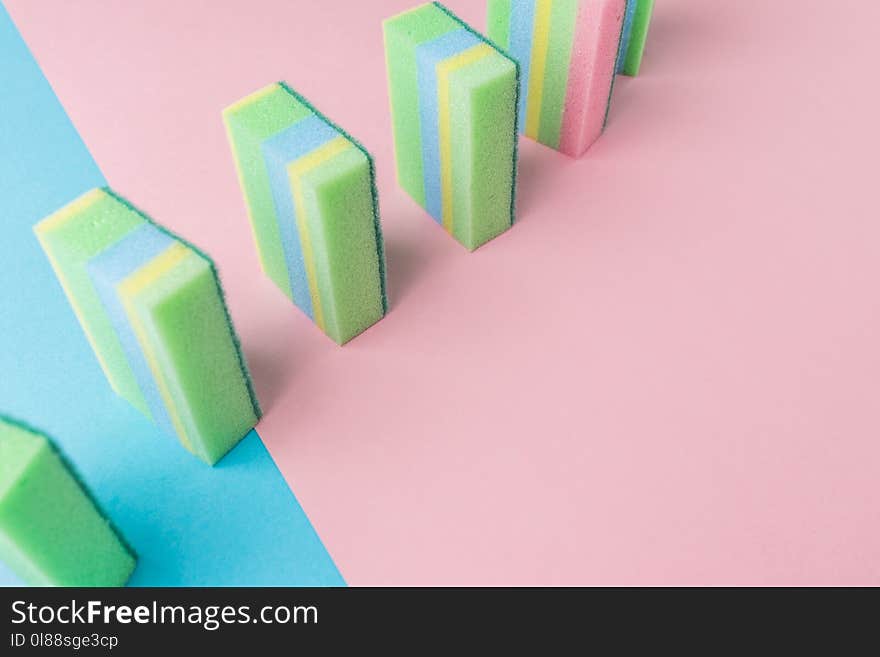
615, 0, 638, 74
451, 50, 518, 249
620, 0, 654, 76
0, 416, 136, 587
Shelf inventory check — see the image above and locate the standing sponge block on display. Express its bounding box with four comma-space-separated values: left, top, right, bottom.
0, 416, 135, 586
616, 0, 653, 76
34, 188, 260, 466
384, 2, 519, 251
223, 83, 388, 345
488, 0, 626, 157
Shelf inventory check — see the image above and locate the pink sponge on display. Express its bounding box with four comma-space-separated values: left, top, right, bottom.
489, 0, 626, 157
559, 0, 627, 156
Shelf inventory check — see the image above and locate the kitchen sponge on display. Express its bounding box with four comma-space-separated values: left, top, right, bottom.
385, 2, 519, 250
487, 0, 626, 157
224, 83, 387, 344
34, 188, 260, 465
617, 0, 654, 76
0, 415, 135, 586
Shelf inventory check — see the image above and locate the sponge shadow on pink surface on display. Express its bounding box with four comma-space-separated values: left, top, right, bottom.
237, 284, 306, 414
514, 140, 572, 219
243, 343, 294, 414
634, 2, 744, 76
383, 220, 446, 306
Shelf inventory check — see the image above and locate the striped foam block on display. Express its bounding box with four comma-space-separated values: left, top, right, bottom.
224, 83, 388, 345
384, 2, 519, 251
488, 0, 627, 157
34, 188, 260, 465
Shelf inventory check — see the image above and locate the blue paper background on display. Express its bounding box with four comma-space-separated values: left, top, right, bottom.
0, 3, 344, 586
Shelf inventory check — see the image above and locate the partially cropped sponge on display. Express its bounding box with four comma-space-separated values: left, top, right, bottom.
616, 0, 653, 76
34, 188, 260, 465
384, 2, 519, 251
223, 83, 388, 345
0, 415, 135, 586
487, 0, 626, 157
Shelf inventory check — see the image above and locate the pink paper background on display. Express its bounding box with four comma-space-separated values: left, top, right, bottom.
7, 0, 879, 585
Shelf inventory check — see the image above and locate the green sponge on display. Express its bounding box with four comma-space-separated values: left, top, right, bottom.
34, 188, 260, 465
223, 83, 388, 344
384, 2, 519, 250
0, 416, 135, 586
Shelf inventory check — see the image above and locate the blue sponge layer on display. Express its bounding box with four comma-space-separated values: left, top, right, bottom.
616, 0, 638, 73
510, 0, 537, 132
87, 224, 176, 439
262, 116, 338, 320
416, 28, 481, 223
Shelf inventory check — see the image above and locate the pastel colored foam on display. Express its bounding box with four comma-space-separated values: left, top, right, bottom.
0, 416, 135, 586
617, 0, 653, 76
34, 188, 260, 465
384, 2, 519, 251
223, 83, 387, 344
488, 0, 626, 157
88, 225, 177, 440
